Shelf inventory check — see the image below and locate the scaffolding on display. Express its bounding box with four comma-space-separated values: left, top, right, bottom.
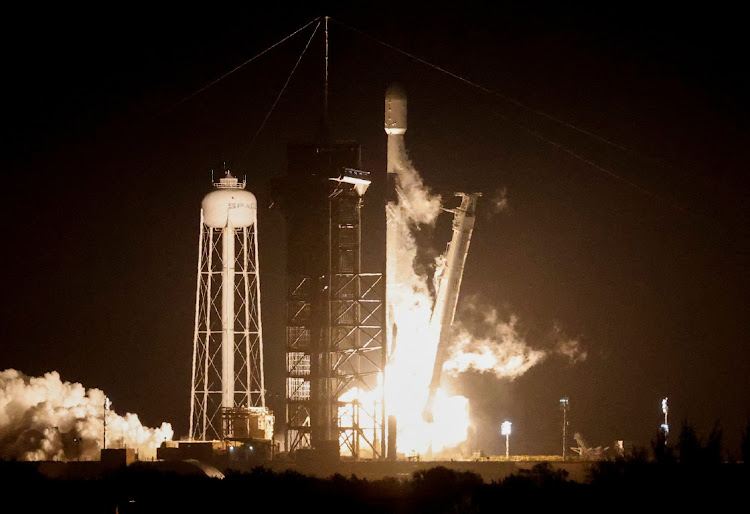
278, 143, 385, 459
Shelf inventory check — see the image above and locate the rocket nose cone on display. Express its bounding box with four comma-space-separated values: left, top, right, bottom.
385, 83, 407, 134
385, 83, 407, 101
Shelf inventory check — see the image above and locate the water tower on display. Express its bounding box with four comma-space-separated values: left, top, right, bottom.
189, 170, 273, 442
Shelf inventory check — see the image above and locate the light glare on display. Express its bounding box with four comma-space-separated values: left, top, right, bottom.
501, 421, 512, 435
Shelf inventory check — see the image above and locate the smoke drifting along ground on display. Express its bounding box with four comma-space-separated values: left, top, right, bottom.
0, 369, 173, 461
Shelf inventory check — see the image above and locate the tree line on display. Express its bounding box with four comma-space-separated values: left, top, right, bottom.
2, 419, 748, 512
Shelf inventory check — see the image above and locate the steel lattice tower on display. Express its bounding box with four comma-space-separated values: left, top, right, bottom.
275, 142, 385, 460
189, 171, 273, 441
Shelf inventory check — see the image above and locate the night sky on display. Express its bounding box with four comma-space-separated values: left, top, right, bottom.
2, 4, 747, 456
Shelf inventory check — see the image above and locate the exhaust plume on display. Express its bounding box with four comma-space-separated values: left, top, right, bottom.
489, 187, 509, 214
383, 85, 586, 457
0, 369, 173, 461
443, 308, 587, 378
444, 314, 545, 378
553, 323, 587, 363
387, 136, 473, 456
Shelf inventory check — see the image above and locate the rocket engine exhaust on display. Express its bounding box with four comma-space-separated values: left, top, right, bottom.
384, 83, 481, 427
0, 369, 173, 461
381, 83, 580, 456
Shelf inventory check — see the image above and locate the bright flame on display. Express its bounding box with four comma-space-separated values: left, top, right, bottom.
376, 131, 585, 459
384, 136, 470, 457
338, 386, 382, 458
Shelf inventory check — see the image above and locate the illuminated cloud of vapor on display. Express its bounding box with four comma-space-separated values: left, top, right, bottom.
0, 369, 173, 461
443, 308, 587, 379
556, 338, 587, 363
550, 322, 587, 363
490, 187, 509, 214
390, 137, 442, 226
444, 313, 545, 378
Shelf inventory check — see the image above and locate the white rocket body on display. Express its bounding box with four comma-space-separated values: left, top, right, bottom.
385, 84, 408, 176
385, 83, 407, 136
385, 84, 408, 374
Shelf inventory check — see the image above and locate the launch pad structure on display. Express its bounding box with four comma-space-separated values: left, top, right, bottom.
274, 142, 387, 460
185, 83, 480, 464
275, 85, 480, 461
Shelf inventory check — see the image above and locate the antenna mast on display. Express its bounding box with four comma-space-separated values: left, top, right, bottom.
324, 16, 329, 131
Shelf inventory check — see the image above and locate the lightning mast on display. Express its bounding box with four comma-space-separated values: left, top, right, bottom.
277, 20, 386, 461
560, 397, 569, 460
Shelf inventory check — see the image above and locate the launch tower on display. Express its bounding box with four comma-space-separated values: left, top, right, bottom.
275, 142, 386, 460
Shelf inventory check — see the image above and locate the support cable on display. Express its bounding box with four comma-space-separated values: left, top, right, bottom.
153, 17, 320, 120
332, 17, 688, 215
324, 16, 329, 129
240, 20, 322, 164
332, 17, 631, 153
485, 105, 689, 214
509, 113, 688, 214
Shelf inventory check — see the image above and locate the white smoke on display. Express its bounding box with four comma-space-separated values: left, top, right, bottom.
385, 132, 584, 455
552, 323, 587, 363
389, 137, 442, 226
444, 312, 545, 378
0, 369, 173, 461
443, 308, 587, 378
555, 338, 587, 363
489, 187, 509, 214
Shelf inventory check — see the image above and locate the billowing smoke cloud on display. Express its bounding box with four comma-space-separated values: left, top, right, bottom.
489, 187, 509, 214
555, 338, 587, 363
389, 137, 442, 226
443, 307, 586, 379
0, 369, 173, 461
444, 313, 545, 378
385, 133, 585, 456
552, 323, 587, 363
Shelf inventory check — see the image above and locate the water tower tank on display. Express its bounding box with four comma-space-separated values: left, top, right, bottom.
201, 186, 257, 228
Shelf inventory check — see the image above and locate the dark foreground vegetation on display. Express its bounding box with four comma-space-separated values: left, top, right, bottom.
3, 421, 748, 513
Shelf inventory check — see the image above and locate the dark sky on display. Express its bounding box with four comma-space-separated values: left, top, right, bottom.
2, 4, 747, 456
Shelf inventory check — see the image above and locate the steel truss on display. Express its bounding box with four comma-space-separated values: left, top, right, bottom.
190, 213, 266, 441
333, 273, 385, 459
284, 169, 385, 459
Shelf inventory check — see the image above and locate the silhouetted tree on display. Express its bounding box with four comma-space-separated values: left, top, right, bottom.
587, 444, 650, 485
652, 427, 674, 463
517, 462, 569, 486
410, 466, 482, 513
742, 418, 750, 463
703, 422, 724, 465
677, 420, 701, 465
